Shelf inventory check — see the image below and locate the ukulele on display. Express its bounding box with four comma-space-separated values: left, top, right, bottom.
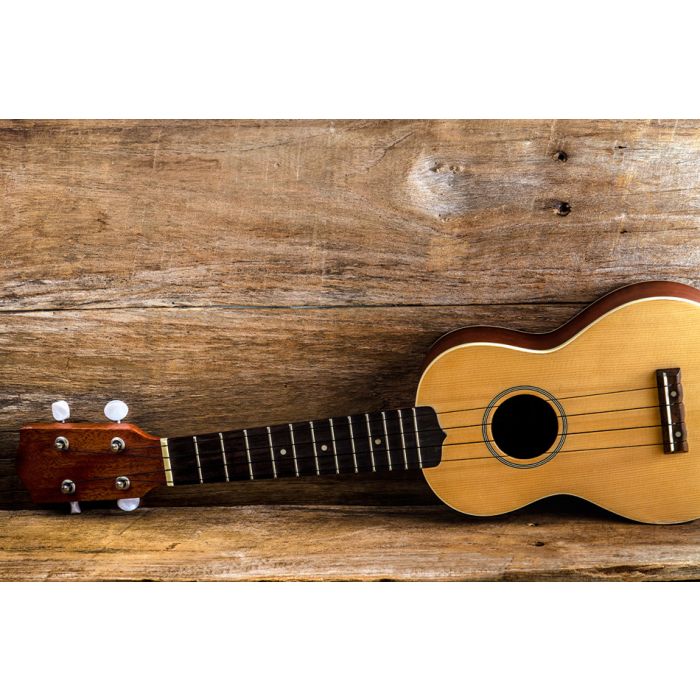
15, 280, 700, 524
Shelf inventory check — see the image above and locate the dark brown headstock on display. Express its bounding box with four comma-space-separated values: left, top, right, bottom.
17, 421, 164, 509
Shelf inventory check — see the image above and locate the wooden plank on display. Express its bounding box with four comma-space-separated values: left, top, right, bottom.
1, 501, 698, 581
1, 120, 700, 311
0, 303, 580, 508
3, 119, 700, 512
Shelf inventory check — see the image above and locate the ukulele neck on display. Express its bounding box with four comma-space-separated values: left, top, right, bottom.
161, 407, 445, 485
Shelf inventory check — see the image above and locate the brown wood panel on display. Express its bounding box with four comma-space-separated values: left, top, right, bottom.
2, 120, 700, 311
0, 303, 581, 508
2, 501, 699, 581
3, 119, 700, 516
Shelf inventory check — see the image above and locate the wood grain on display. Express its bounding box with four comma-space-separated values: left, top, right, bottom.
2, 120, 700, 311
2, 501, 699, 581
3, 120, 700, 515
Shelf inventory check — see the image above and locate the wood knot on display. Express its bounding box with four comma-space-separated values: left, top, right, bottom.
406, 156, 473, 218
428, 162, 466, 174
554, 201, 571, 216
539, 198, 572, 217
553, 150, 568, 162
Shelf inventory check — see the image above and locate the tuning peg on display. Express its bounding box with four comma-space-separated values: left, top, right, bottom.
51, 400, 70, 422
117, 497, 140, 512
104, 400, 129, 423
69, 501, 81, 514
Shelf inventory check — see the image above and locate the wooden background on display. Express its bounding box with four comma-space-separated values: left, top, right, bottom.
2, 119, 700, 514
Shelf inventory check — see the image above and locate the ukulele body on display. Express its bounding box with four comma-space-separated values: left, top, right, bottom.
417, 282, 700, 524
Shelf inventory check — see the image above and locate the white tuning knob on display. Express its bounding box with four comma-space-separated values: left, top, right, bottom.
51, 400, 71, 422
69, 501, 81, 514
104, 400, 129, 422
117, 497, 140, 512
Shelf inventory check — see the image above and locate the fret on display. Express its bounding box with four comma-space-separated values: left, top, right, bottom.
329, 418, 340, 474
364, 414, 377, 472
243, 429, 254, 480
219, 431, 252, 481
192, 436, 203, 483
163, 406, 445, 485
266, 426, 278, 478
398, 409, 420, 469
327, 415, 354, 474
287, 422, 314, 476
289, 423, 300, 477
166, 435, 199, 484
347, 415, 359, 473
412, 407, 424, 469
246, 427, 276, 479
381, 411, 393, 471
268, 423, 296, 477
218, 433, 230, 482
397, 409, 409, 469
383, 411, 405, 471
195, 433, 230, 482
366, 412, 390, 471
309, 421, 321, 475
309, 419, 336, 475
160, 438, 174, 486
350, 414, 373, 472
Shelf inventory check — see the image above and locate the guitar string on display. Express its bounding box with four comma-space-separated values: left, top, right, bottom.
0, 386, 678, 495
178, 403, 669, 461
2, 420, 676, 495
0, 383, 667, 486
431, 385, 658, 415
71, 399, 669, 463
0, 384, 660, 439
30, 412, 673, 462
5, 404, 668, 470
9, 400, 672, 464
0, 440, 671, 501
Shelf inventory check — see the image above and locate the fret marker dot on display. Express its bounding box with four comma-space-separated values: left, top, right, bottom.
675, 431, 682, 438
321, 444, 328, 451
671, 390, 678, 397
375, 438, 382, 445
280, 448, 287, 456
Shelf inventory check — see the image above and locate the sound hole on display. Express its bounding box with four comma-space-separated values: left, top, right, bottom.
491, 394, 559, 460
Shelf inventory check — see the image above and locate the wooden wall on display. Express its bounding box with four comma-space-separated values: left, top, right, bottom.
2, 119, 700, 509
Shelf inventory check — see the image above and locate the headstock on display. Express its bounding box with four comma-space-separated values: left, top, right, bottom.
16, 400, 165, 513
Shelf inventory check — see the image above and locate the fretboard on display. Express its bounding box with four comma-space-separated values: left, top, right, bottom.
163, 407, 445, 484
